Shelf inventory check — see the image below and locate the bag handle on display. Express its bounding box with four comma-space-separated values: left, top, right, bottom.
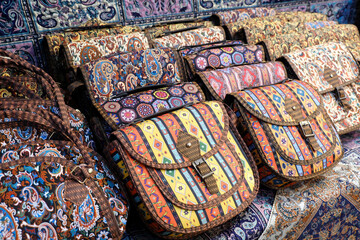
194, 42, 243, 51
160, 26, 204, 36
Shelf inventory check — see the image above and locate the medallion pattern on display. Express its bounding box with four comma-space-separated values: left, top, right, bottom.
151, 26, 226, 49
28, 0, 121, 32
185, 44, 265, 74
198, 61, 287, 100
283, 42, 360, 134
259, 163, 360, 240
82, 48, 183, 105
228, 80, 343, 188
65, 31, 150, 68
111, 101, 259, 237
101, 83, 204, 127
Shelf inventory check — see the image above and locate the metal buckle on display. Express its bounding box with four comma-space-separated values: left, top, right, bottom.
70, 166, 88, 184
299, 121, 315, 138
335, 87, 346, 100
192, 158, 214, 179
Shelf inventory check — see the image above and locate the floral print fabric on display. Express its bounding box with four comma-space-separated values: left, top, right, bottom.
151, 26, 226, 49
81, 48, 183, 105
283, 42, 360, 134
212, 7, 276, 25
64, 31, 150, 68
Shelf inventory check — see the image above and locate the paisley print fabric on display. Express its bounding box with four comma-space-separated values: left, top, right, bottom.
44, 25, 140, 77
145, 21, 213, 39
329, 24, 360, 43
0, 147, 129, 239
64, 31, 150, 68
283, 42, 360, 134
227, 80, 343, 189
211, 7, 277, 25
195, 187, 275, 240
81, 48, 183, 105
100, 82, 204, 128
304, 20, 338, 30
108, 101, 259, 238
151, 26, 226, 49
259, 163, 360, 240
178, 40, 244, 57
243, 20, 306, 44
263, 29, 339, 61
345, 41, 360, 62
198, 61, 287, 100
184, 44, 265, 75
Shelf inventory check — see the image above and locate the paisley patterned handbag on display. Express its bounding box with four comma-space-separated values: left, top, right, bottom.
225, 80, 343, 189
78, 48, 205, 129
196, 61, 287, 100
144, 19, 213, 39
0, 51, 129, 239
183, 44, 265, 79
104, 101, 259, 238
345, 41, 360, 62
150, 26, 226, 49
43, 24, 140, 81
280, 42, 360, 135
262, 28, 339, 61
210, 7, 276, 26
59, 31, 150, 87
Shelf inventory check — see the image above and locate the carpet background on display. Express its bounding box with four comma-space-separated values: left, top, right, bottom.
0, 0, 357, 70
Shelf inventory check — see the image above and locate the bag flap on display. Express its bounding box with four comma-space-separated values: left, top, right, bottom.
185, 44, 265, 73
113, 101, 257, 209
283, 42, 360, 93
97, 82, 205, 129
81, 48, 183, 106
230, 80, 322, 125
198, 61, 287, 100
64, 31, 150, 68
151, 26, 226, 49
114, 101, 229, 168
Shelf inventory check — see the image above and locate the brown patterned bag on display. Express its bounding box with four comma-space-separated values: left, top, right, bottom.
43, 19, 140, 82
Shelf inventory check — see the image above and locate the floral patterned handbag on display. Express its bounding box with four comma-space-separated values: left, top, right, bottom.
43, 22, 140, 82
196, 61, 287, 100
225, 80, 343, 189
150, 26, 226, 49
280, 42, 360, 135
59, 31, 150, 87
0, 51, 129, 239
104, 101, 259, 238
210, 7, 276, 26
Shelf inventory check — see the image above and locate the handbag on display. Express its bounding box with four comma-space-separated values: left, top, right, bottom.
210, 7, 276, 26
183, 43, 265, 79
280, 42, 360, 135
144, 19, 213, 39
59, 31, 150, 87
196, 61, 287, 100
225, 80, 343, 189
104, 101, 259, 238
261, 28, 339, 61
150, 26, 226, 49
0, 50, 130, 239
43, 19, 140, 80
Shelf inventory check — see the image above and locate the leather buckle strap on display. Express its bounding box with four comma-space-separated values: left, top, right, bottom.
70, 165, 94, 184
192, 158, 214, 179
335, 86, 346, 100
299, 121, 315, 138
